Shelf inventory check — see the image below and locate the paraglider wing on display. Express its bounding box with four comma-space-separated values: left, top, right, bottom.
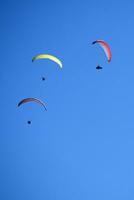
92, 40, 112, 62
32, 54, 63, 68
18, 98, 47, 111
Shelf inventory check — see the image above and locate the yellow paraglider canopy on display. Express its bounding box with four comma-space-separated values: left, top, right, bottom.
32, 54, 63, 68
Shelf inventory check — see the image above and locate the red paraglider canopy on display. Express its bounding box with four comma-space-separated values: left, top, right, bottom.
92, 40, 112, 62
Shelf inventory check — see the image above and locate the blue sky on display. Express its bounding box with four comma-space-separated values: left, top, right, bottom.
1, 0, 134, 199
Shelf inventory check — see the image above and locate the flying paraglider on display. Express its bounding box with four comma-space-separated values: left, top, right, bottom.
32, 54, 63, 68
18, 98, 46, 125
18, 98, 47, 111
92, 40, 112, 62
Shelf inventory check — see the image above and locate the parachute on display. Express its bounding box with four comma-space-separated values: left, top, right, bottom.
32, 54, 63, 68
18, 98, 47, 111
92, 40, 112, 62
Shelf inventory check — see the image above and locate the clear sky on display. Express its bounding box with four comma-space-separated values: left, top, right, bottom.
1, 0, 134, 199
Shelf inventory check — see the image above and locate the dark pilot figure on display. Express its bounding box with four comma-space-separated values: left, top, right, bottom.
27, 120, 31, 124
42, 77, 45, 81
96, 65, 103, 70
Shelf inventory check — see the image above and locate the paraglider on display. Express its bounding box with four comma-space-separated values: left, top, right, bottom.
18, 98, 47, 125
32, 54, 63, 68
92, 40, 112, 62
96, 65, 103, 70
18, 98, 47, 124
18, 98, 47, 111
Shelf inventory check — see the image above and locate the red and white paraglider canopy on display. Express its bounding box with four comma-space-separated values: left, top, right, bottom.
92, 40, 112, 62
